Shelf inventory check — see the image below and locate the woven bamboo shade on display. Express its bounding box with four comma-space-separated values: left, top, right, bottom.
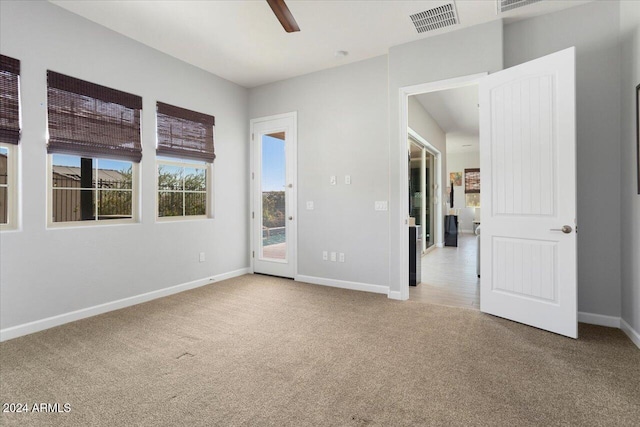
0, 55, 21, 145
156, 102, 215, 163
47, 71, 143, 162
465, 168, 480, 194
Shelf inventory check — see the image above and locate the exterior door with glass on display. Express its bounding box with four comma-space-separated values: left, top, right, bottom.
250, 113, 297, 278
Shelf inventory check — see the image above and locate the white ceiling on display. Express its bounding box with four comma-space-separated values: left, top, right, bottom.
50, 0, 592, 88
414, 85, 480, 154
414, 85, 479, 133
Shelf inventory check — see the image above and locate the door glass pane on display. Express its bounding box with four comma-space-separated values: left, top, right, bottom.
409, 141, 423, 226
261, 133, 286, 260
426, 152, 435, 249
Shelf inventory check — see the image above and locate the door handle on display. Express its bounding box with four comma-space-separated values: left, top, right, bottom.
550, 225, 572, 234
288, 216, 293, 221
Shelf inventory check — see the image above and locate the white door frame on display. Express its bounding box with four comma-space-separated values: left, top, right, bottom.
408, 127, 443, 250
398, 73, 487, 301
249, 112, 298, 278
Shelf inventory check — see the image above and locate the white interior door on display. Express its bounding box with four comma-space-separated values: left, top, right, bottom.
479, 47, 577, 338
251, 113, 297, 278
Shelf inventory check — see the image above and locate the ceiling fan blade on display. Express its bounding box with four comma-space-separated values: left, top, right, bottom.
266, 0, 300, 33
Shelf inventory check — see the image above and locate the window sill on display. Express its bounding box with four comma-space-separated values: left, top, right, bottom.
0, 225, 20, 233
47, 219, 139, 230
156, 216, 212, 224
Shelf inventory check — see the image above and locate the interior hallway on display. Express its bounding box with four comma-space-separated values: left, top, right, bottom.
410, 233, 480, 310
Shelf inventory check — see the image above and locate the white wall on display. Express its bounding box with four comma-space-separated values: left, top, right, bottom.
0, 1, 249, 332
619, 0, 640, 336
446, 145, 480, 233
408, 97, 447, 155
249, 56, 390, 290
388, 20, 504, 297
504, 0, 622, 317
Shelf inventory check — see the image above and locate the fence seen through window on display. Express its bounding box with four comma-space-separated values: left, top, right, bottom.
157, 160, 207, 218
51, 154, 133, 223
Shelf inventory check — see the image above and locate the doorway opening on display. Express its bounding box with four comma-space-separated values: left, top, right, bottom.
399, 48, 578, 338
402, 74, 484, 310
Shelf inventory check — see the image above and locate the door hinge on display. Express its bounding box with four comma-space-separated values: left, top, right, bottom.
252, 251, 255, 258
251, 172, 254, 180
251, 133, 254, 141
252, 212, 254, 219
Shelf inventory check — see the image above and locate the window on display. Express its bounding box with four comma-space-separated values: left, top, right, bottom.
465, 168, 480, 208
0, 54, 21, 230
156, 102, 214, 219
0, 144, 16, 228
51, 154, 137, 223
47, 71, 142, 225
157, 158, 208, 218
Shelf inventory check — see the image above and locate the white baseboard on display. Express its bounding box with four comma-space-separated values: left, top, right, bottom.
296, 275, 389, 296
578, 311, 621, 328
0, 268, 250, 342
387, 291, 402, 300
621, 319, 640, 349
565, 312, 639, 349
424, 245, 437, 255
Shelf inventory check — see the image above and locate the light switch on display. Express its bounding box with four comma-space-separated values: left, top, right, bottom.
345, 175, 351, 185
339, 253, 345, 263
330, 176, 337, 185
199, 252, 205, 262
322, 251, 328, 261
330, 252, 337, 262
306, 201, 314, 210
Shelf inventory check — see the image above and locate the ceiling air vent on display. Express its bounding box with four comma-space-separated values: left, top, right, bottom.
410, 3, 459, 34
498, 0, 543, 13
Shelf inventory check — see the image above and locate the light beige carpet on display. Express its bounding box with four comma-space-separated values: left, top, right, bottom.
1, 274, 638, 426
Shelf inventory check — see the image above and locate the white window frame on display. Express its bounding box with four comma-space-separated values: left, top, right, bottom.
0, 143, 18, 231
47, 154, 140, 228
156, 157, 213, 222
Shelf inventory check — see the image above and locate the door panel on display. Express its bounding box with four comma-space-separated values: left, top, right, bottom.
480, 47, 577, 338
492, 237, 556, 302
491, 74, 555, 216
251, 114, 297, 278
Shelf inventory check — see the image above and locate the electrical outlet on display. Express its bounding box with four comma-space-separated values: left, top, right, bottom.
199, 252, 205, 263
345, 175, 351, 185
339, 253, 345, 263
330, 175, 337, 185
374, 201, 388, 211
322, 251, 328, 261
330, 252, 337, 262
307, 201, 314, 210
